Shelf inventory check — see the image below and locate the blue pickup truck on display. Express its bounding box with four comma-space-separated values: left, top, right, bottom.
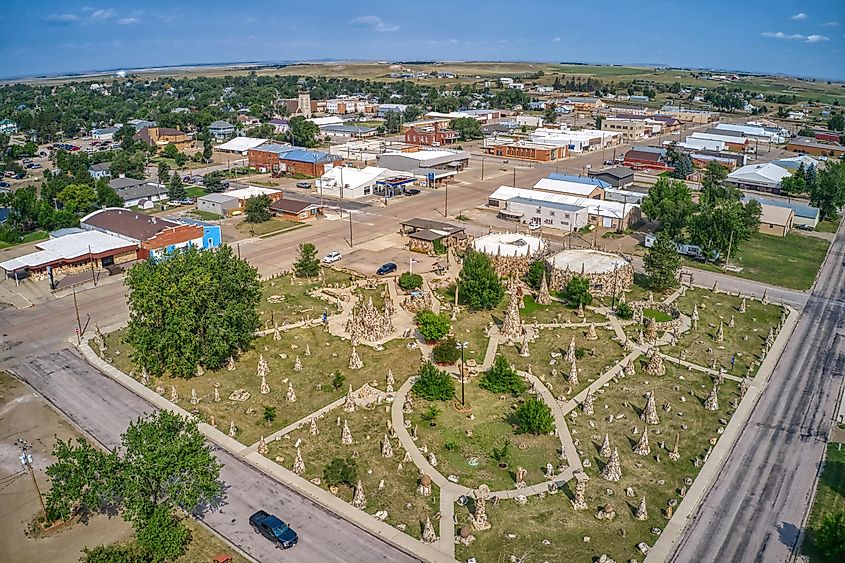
249, 510, 298, 549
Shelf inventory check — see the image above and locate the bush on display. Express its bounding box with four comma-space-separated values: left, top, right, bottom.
815, 511, 845, 560
415, 309, 451, 342
561, 276, 593, 308
331, 371, 345, 391
524, 260, 549, 290
491, 440, 511, 464
513, 397, 555, 435
479, 355, 526, 395
82, 544, 148, 563
134, 506, 191, 563
412, 361, 455, 401
323, 456, 358, 487
421, 405, 441, 422
398, 272, 423, 291
616, 301, 633, 320
458, 250, 504, 310
432, 336, 461, 364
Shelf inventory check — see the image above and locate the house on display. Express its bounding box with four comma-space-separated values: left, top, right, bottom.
269, 197, 326, 221
108, 177, 168, 207
196, 193, 240, 217
588, 167, 635, 188
91, 126, 119, 141
377, 104, 408, 117
215, 136, 269, 154
0, 119, 18, 135
174, 218, 222, 249
483, 140, 565, 162
404, 124, 459, 146
726, 163, 791, 195
532, 177, 605, 199
400, 218, 467, 253
127, 119, 156, 131
321, 125, 378, 139
316, 166, 413, 199
88, 162, 113, 180
688, 132, 750, 152
743, 194, 820, 228
757, 204, 794, 237
268, 118, 290, 133
0, 230, 138, 282
785, 137, 845, 158
376, 149, 470, 172
623, 146, 671, 171
208, 120, 236, 139
133, 127, 192, 151
81, 208, 207, 260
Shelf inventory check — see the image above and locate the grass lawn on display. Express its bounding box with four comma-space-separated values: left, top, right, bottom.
520, 295, 605, 324
236, 218, 305, 237
0, 230, 48, 249
189, 210, 222, 221
267, 399, 439, 540
802, 443, 845, 562
409, 379, 562, 491
643, 308, 673, 323
179, 518, 249, 563
456, 363, 738, 563
498, 325, 626, 398
94, 327, 424, 445
353, 283, 389, 312
816, 216, 841, 234
450, 304, 505, 365
185, 186, 207, 198
259, 269, 353, 323
688, 232, 829, 290
665, 288, 782, 376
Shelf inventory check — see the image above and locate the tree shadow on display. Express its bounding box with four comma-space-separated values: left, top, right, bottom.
776, 520, 800, 551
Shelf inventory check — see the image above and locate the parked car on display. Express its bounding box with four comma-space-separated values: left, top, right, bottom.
796, 224, 814, 231
377, 262, 397, 276
404, 188, 421, 196
190, 176, 204, 185
249, 511, 298, 549
296, 181, 311, 189
0, 181, 10, 188
13, 173, 25, 179
323, 251, 342, 264
30, 163, 41, 169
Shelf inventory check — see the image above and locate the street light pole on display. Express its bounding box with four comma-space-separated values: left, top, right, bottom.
456, 341, 469, 406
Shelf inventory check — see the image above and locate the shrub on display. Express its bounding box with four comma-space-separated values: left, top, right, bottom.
458, 250, 504, 310
262, 405, 276, 425
415, 309, 451, 342
524, 260, 549, 290
82, 544, 148, 563
398, 272, 423, 291
815, 511, 845, 560
421, 405, 441, 422
293, 243, 320, 278
479, 355, 526, 395
513, 397, 555, 435
412, 361, 455, 401
616, 301, 634, 320
574, 346, 587, 360
323, 456, 358, 487
331, 371, 345, 391
432, 336, 461, 364
491, 440, 511, 464
560, 275, 593, 308
134, 505, 191, 563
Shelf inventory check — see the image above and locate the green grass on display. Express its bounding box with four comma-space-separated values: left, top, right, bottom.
816, 216, 841, 234
189, 210, 222, 221
236, 218, 305, 237
689, 232, 829, 290
802, 443, 845, 562
643, 308, 672, 322
0, 230, 48, 249
456, 362, 739, 563
185, 186, 207, 198
259, 269, 352, 322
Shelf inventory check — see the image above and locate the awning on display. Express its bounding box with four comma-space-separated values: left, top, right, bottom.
498, 209, 523, 218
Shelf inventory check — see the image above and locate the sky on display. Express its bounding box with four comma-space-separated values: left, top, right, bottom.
1, 0, 843, 80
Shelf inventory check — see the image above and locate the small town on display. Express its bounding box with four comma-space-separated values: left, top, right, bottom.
0, 3, 844, 563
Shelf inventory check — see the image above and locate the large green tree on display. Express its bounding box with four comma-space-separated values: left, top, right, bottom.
451, 117, 483, 141
157, 162, 171, 186
687, 199, 761, 257
414, 309, 451, 342
815, 511, 845, 560
699, 161, 737, 205
641, 176, 694, 238
809, 161, 845, 221
287, 116, 320, 148
125, 246, 261, 377
46, 411, 221, 562
480, 355, 526, 394
457, 250, 504, 310
168, 172, 186, 201
412, 361, 455, 401
56, 183, 97, 215
643, 232, 681, 290
244, 194, 272, 223
293, 242, 320, 278
561, 276, 593, 308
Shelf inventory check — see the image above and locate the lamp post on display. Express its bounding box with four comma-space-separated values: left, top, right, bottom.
456, 340, 469, 406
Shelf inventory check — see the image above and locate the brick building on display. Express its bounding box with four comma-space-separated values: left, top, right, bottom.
81, 208, 205, 260
248, 145, 342, 177
133, 127, 192, 151
404, 124, 459, 146
483, 140, 566, 162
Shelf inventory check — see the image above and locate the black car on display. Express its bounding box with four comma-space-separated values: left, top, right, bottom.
377, 262, 398, 275
249, 510, 298, 549
404, 188, 421, 196
796, 224, 813, 231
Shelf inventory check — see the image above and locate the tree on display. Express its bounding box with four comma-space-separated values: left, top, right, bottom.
168, 172, 186, 201
412, 361, 455, 401
125, 246, 261, 377
641, 176, 694, 238
451, 117, 483, 141
512, 397, 555, 434
262, 405, 277, 425
403, 105, 422, 121
115, 125, 137, 151
96, 182, 123, 208
293, 242, 320, 278
432, 336, 460, 364
162, 144, 179, 160
643, 232, 681, 290
479, 355, 526, 394
524, 259, 550, 291
384, 111, 402, 134
815, 511, 845, 560
458, 250, 504, 311
687, 199, 761, 256
174, 152, 188, 167
797, 127, 816, 137
45, 411, 220, 561
287, 116, 319, 148
616, 301, 634, 320
244, 194, 272, 223
827, 112, 845, 132
699, 161, 736, 205
669, 151, 693, 180
203, 171, 225, 193
82, 544, 147, 563
398, 272, 423, 291
202, 140, 213, 163
810, 161, 845, 221
56, 183, 97, 215
561, 276, 593, 308
323, 457, 358, 487
157, 162, 171, 186
415, 309, 451, 342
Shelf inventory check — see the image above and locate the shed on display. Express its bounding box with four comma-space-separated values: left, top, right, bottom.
758, 204, 794, 237
588, 166, 635, 188
197, 193, 239, 217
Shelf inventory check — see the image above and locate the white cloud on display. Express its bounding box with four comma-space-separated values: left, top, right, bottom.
116, 17, 140, 25
347, 15, 399, 32
806, 34, 829, 43
822, 21, 839, 27
46, 13, 80, 24
90, 9, 115, 20
552, 36, 561, 42
791, 13, 808, 20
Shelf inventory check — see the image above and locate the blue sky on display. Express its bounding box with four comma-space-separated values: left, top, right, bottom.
1, 1, 843, 80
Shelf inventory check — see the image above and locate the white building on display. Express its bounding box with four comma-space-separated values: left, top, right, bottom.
714, 123, 787, 143
215, 136, 269, 155
515, 115, 544, 128
472, 232, 547, 257
308, 116, 345, 129
315, 166, 412, 199
726, 163, 791, 194
529, 128, 619, 153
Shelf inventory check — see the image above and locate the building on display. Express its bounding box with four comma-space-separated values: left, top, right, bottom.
472, 232, 547, 277
0, 119, 18, 135
623, 146, 671, 171
515, 115, 544, 128
658, 106, 717, 124
562, 97, 606, 110
91, 126, 119, 140
404, 125, 459, 146
501, 196, 589, 232
400, 218, 467, 253
81, 208, 207, 260
688, 132, 750, 152
601, 118, 647, 142
308, 116, 344, 129
377, 103, 408, 117
547, 173, 611, 190
127, 119, 155, 131
215, 136, 269, 154
88, 162, 112, 180
757, 204, 794, 237
548, 249, 633, 297
247, 145, 342, 177
268, 118, 290, 133
196, 193, 240, 217
714, 123, 786, 143
133, 127, 192, 151
174, 218, 222, 249
528, 128, 619, 153
376, 149, 470, 172
604, 188, 645, 205
316, 166, 413, 199
743, 194, 820, 228
785, 137, 845, 158
328, 139, 416, 162
270, 198, 326, 221
589, 167, 635, 188
108, 177, 168, 207
483, 140, 566, 162
772, 155, 820, 172
208, 120, 236, 139
532, 177, 605, 199
321, 125, 378, 139
726, 163, 791, 195
0, 230, 138, 282
297, 92, 312, 118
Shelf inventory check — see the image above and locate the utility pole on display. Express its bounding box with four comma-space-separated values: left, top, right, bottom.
724, 230, 734, 270
444, 181, 449, 217
16, 439, 46, 519
456, 341, 469, 406
88, 245, 97, 287
348, 205, 353, 247
512, 167, 516, 188
72, 286, 82, 344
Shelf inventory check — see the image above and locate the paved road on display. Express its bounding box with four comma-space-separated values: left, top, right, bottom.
669, 219, 845, 562
8, 349, 419, 563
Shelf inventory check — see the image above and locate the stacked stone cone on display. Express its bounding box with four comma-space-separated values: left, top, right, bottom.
341, 419, 353, 445
345, 296, 394, 342
229, 420, 237, 438
352, 479, 366, 509
571, 476, 589, 510
500, 292, 523, 343
739, 297, 747, 313
582, 389, 595, 415
286, 382, 296, 403
704, 383, 719, 411
568, 359, 579, 385
381, 434, 394, 458
645, 351, 666, 376
565, 336, 577, 363
668, 433, 681, 461
422, 516, 437, 543
586, 322, 598, 341
600, 433, 612, 458
715, 321, 724, 343
227, 356, 236, 371
635, 496, 648, 521
257, 436, 268, 455
633, 427, 650, 456
348, 347, 364, 370
642, 392, 660, 425
294, 356, 302, 372
257, 354, 269, 378
537, 272, 551, 305
343, 385, 356, 412
625, 359, 636, 377
644, 319, 658, 344
309, 417, 319, 435
602, 447, 622, 482
260, 374, 270, 395
190, 388, 199, 405
471, 484, 492, 531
